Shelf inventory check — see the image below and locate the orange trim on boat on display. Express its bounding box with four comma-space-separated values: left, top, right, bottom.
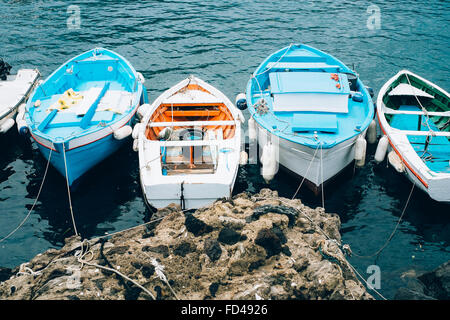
146, 102, 236, 141
163, 110, 221, 117
376, 110, 429, 189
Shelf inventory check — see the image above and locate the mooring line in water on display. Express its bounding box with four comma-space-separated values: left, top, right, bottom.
62, 144, 79, 237
291, 144, 321, 200
352, 182, 415, 259
320, 143, 325, 210
0, 148, 53, 243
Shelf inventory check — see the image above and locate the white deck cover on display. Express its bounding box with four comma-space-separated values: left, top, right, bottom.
388, 83, 434, 99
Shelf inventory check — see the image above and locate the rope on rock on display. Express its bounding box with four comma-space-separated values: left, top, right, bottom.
74, 239, 156, 300
146, 253, 179, 300
0, 148, 53, 243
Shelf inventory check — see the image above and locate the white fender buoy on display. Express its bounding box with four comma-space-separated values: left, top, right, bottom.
0, 118, 15, 134
18, 103, 26, 115
367, 120, 377, 144
375, 135, 389, 163
17, 118, 28, 136
132, 123, 141, 139
261, 142, 277, 183
355, 148, 366, 168
113, 125, 132, 140
132, 139, 139, 152
239, 150, 248, 165
354, 136, 367, 162
388, 151, 405, 173
16, 104, 28, 135
248, 116, 257, 141
137, 103, 150, 119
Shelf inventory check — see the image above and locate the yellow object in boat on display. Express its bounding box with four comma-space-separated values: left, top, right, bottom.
64, 88, 83, 101
58, 98, 70, 110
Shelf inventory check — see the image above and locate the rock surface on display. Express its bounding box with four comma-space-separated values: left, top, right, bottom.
0, 189, 373, 300
395, 261, 450, 300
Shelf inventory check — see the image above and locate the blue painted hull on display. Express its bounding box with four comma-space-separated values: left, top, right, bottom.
38, 131, 128, 187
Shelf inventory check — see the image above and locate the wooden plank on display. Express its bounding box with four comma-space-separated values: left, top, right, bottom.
384, 108, 450, 117
149, 120, 236, 127
163, 110, 221, 117
156, 140, 225, 147
80, 82, 110, 129
399, 130, 450, 137
37, 109, 58, 132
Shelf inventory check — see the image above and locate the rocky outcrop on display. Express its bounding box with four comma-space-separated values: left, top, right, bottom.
0, 189, 373, 300
395, 261, 450, 300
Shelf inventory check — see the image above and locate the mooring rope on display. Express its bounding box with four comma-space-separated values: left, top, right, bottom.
291, 143, 321, 200
62, 144, 79, 236
320, 143, 325, 210
0, 148, 53, 243
352, 182, 415, 259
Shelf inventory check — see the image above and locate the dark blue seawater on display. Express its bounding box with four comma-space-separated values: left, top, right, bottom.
0, 0, 449, 299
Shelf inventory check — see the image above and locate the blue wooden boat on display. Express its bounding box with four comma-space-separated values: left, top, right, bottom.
240, 44, 375, 193
23, 48, 148, 187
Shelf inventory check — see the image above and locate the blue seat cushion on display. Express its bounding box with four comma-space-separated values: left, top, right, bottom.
291, 113, 338, 133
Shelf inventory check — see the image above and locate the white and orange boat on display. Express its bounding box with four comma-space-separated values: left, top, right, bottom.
133, 76, 244, 210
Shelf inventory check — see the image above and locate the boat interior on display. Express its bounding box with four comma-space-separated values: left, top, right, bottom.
29, 55, 137, 139
249, 46, 372, 147
383, 73, 450, 173
145, 101, 236, 176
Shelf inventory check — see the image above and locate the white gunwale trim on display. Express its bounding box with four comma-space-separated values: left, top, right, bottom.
154, 140, 231, 147
384, 108, 450, 117
393, 130, 450, 137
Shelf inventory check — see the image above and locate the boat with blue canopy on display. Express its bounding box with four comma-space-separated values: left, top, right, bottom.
240, 43, 375, 193
23, 48, 147, 187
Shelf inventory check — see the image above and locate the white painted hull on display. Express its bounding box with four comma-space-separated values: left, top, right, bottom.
256, 122, 365, 189
141, 172, 238, 210
0, 69, 39, 133
137, 76, 243, 210
377, 70, 450, 203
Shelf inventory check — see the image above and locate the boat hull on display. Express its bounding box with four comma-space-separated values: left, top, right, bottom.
256, 121, 365, 191
141, 178, 236, 210
34, 129, 130, 187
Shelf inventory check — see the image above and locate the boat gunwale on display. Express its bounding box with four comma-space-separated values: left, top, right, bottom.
25, 48, 144, 145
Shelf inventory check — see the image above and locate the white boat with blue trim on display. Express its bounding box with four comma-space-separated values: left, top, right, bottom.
376, 70, 450, 202
22, 48, 147, 188
240, 44, 375, 194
